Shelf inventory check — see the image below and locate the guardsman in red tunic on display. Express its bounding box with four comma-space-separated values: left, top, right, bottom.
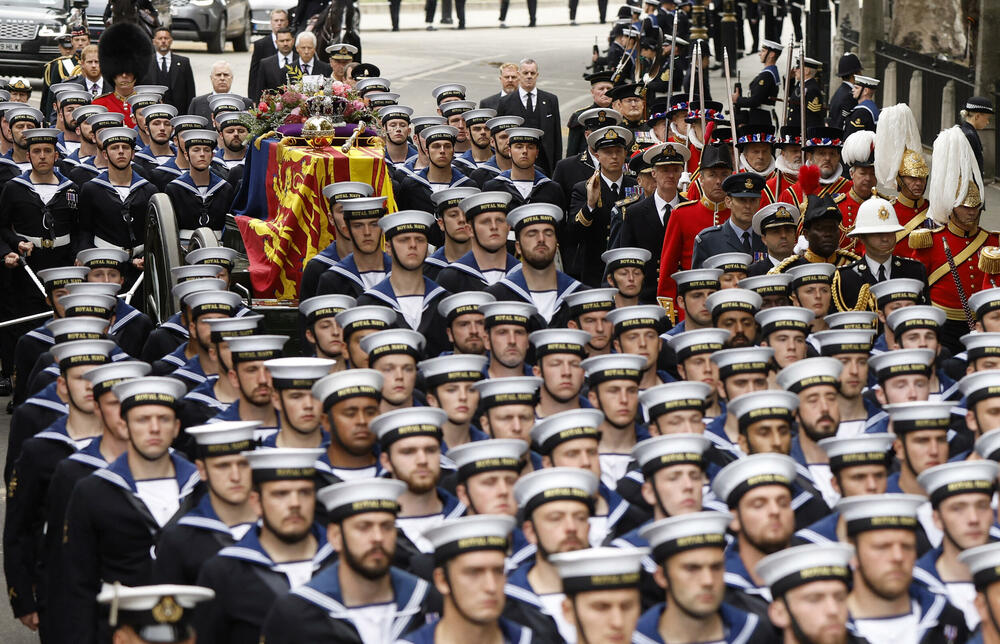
908, 125, 999, 354
762, 126, 802, 206
656, 143, 733, 302
779, 126, 852, 208
683, 100, 726, 177
682, 123, 732, 203
91, 23, 153, 129
872, 104, 932, 254
837, 129, 878, 253
92, 91, 136, 129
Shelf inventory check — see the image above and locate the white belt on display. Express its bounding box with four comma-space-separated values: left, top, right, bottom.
94, 236, 144, 255
16, 232, 70, 249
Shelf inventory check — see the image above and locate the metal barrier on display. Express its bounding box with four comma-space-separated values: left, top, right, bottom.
874, 40, 975, 146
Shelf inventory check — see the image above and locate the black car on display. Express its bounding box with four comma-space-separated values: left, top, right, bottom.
0, 0, 78, 77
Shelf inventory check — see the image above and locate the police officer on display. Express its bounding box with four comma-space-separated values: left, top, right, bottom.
828, 51, 863, 130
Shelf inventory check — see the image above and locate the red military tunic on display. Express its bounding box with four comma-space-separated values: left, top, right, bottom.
92, 92, 136, 128
686, 142, 702, 174
779, 174, 852, 210
892, 193, 930, 255
837, 188, 866, 254
907, 222, 1000, 323
761, 171, 798, 207
656, 196, 731, 306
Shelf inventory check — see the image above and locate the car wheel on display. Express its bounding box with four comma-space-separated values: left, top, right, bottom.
232, 11, 251, 52
207, 16, 227, 54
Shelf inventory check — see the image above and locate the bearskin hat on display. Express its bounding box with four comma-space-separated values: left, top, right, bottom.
98, 22, 154, 89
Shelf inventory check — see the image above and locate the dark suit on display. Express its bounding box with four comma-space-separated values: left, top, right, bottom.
497, 89, 561, 176
479, 92, 503, 111
72, 76, 106, 98
147, 53, 196, 114
256, 53, 300, 100
248, 35, 278, 97
833, 255, 928, 312
187, 93, 254, 121
691, 223, 766, 269
289, 58, 332, 79
620, 194, 668, 304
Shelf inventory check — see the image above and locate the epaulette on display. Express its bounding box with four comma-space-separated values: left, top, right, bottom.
908, 227, 934, 250
674, 199, 697, 209
836, 248, 861, 262
694, 225, 721, 243
831, 192, 847, 204
980, 246, 1000, 274
768, 254, 801, 275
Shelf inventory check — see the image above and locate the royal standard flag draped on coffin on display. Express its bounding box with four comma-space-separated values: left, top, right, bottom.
232, 135, 396, 300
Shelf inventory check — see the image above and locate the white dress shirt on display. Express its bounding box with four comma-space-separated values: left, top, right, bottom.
865, 255, 891, 281
519, 87, 537, 110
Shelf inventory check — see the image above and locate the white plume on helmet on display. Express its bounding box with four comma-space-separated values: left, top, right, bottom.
927, 125, 984, 225
841, 130, 875, 167
874, 103, 923, 189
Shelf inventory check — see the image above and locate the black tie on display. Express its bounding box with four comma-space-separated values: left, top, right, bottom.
610, 182, 619, 198
877, 265, 886, 282
741, 232, 751, 253
159, 56, 169, 81
526, 92, 534, 114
